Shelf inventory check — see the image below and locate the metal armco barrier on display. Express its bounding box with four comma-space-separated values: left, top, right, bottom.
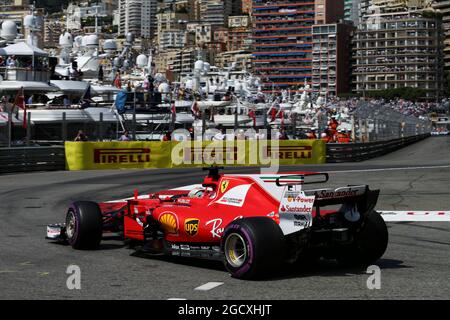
0, 134, 430, 173
0, 146, 66, 174
326, 134, 430, 163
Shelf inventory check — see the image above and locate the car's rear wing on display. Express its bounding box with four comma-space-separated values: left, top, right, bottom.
275, 173, 329, 186
304, 185, 380, 215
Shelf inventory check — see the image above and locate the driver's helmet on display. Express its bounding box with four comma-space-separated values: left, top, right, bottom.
188, 187, 205, 198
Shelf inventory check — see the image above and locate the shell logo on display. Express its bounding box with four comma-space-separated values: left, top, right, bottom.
159, 212, 178, 234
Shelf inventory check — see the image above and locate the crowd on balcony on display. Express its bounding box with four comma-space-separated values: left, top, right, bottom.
355, 66, 435, 73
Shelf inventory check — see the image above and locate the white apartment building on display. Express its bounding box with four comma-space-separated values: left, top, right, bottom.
66, 2, 108, 30
199, 0, 232, 26
159, 30, 187, 49
141, 0, 158, 39
156, 9, 190, 49
118, 0, 157, 39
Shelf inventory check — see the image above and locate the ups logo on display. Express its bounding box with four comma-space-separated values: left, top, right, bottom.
184, 218, 200, 237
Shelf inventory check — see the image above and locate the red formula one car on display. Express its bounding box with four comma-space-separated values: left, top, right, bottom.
47, 167, 388, 279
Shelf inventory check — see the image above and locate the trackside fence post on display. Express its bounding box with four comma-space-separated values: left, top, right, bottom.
26, 112, 31, 146
99, 112, 104, 141
62, 112, 67, 142
7, 109, 12, 148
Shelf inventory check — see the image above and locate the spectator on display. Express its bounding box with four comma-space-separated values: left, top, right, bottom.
306, 128, 317, 139
321, 129, 334, 143
74, 130, 88, 142
6, 55, 17, 68
126, 81, 133, 92
336, 130, 351, 143
118, 130, 131, 141
212, 128, 226, 141
274, 130, 283, 140
63, 95, 71, 107
161, 132, 171, 141
0, 96, 6, 112
98, 65, 104, 82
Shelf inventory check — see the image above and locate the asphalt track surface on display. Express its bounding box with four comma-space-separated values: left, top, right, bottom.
0, 136, 449, 300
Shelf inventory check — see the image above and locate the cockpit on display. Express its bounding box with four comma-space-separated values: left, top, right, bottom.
187, 186, 216, 199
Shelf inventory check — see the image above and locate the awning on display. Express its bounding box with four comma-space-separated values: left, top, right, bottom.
50, 80, 89, 93
0, 42, 48, 57
91, 85, 120, 95
0, 81, 58, 92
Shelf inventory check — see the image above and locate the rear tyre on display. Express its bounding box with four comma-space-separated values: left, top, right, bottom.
337, 210, 388, 266
221, 217, 285, 280
66, 201, 103, 250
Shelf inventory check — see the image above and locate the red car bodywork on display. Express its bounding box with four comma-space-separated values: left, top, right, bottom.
99, 172, 345, 245
47, 168, 387, 279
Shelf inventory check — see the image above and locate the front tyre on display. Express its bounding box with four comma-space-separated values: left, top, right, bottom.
222, 217, 285, 280
66, 201, 103, 250
338, 210, 388, 266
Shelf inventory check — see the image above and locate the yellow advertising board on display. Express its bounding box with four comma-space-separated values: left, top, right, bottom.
65, 141, 172, 170
65, 140, 326, 170
170, 140, 326, 167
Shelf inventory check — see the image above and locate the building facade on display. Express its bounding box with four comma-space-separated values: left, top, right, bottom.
166, 47, 214, 79
141, 0, 158, 39
251, 0, 315, 91
228, 15, 252, 51
215, 50, 253, 71
353, 14, 444, 100
44, 19, 64, 48
199, 0, 233, 26
118, 0, 157, 39
156, 9, 189, 49
315, 0, 344, 24
158, 30, 187, 49
242, 0, 253, 15
433, 0, 450, 71
312, 22, 355, 97
344, 0, 362, 23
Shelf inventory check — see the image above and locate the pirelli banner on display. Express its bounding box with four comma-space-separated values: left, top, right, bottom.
65, 141, 172, 170
65, 140, 325, 170
170, 140, 326, 167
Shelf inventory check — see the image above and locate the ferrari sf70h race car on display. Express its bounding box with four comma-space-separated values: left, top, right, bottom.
47, 167, 388, 279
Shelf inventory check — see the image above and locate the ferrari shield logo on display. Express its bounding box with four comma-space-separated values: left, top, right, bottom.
184, 218, 200, 237
220, 180, 230, 193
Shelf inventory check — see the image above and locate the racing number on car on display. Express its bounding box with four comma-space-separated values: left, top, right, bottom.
220, 180, 230, 193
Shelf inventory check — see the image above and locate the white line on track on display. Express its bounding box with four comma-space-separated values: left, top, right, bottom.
327, 165, 450, 174
194, 282, 224, 291
167, 298, 187, 300
380, 211, 450, 222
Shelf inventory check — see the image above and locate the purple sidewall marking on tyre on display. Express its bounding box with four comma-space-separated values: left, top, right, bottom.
233, 226, 254, 277
68, 204, 80, 245
241, 228, 253, 264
